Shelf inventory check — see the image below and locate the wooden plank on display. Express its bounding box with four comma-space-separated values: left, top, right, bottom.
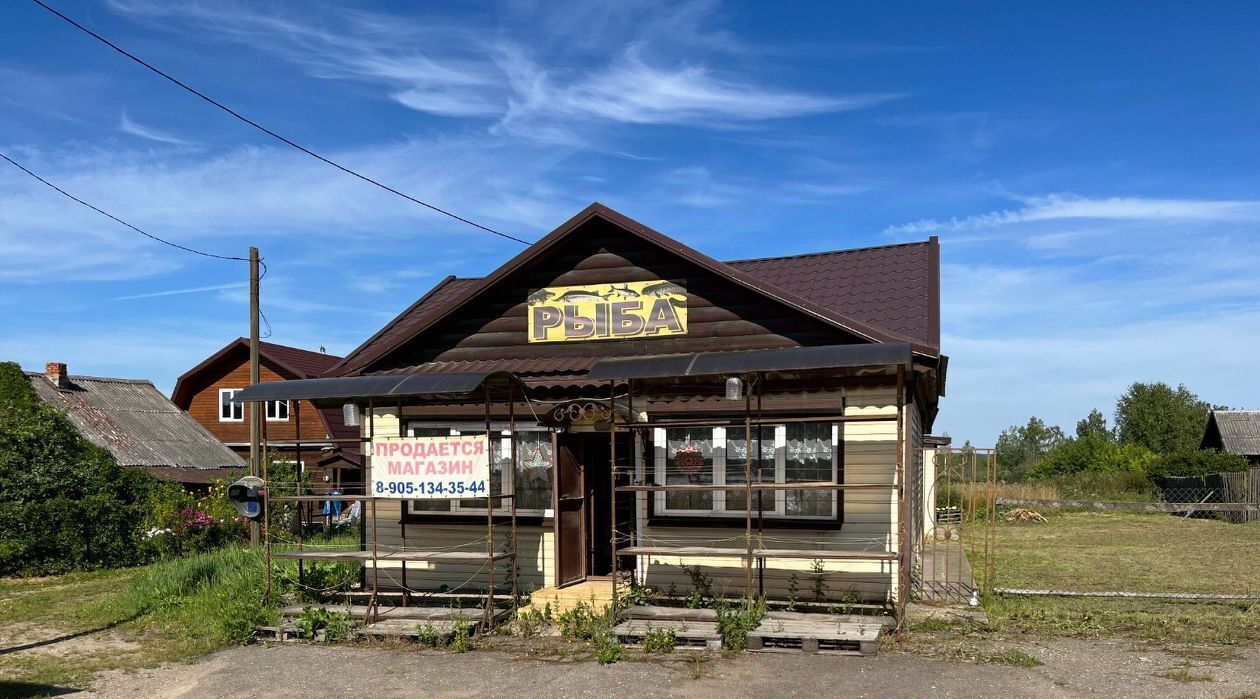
753, 548, 897, 562
616, 482, 895, 493
617, 546, 896, 562
996, 498, 1255, 513
271, 549, 513, 562
623, 606, 717, 622
281, 605, 487, 621
995, 587, 1260, 602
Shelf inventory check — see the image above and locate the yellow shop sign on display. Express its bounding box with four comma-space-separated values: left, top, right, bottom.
527, 280, 688, 343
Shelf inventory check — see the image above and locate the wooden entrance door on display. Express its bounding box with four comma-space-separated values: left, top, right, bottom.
555, 437, 586, 586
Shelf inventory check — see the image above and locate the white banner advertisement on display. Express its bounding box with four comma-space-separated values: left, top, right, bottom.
370, 435, 490, 499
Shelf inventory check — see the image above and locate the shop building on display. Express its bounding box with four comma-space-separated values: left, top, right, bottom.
240, 203, 945, 615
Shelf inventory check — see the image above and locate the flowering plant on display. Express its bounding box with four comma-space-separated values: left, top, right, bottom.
181, 508, 215, 530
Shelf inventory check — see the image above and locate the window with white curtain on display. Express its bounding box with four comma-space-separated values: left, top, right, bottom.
654, 421, 839, 520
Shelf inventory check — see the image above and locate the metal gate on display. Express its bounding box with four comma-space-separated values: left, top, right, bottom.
911, 446, 996, 604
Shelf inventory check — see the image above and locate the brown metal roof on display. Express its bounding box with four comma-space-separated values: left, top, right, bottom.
26, 372, 246, 477
258, 340, 343, 378
727, 240, 939, 350
330, 203, 940, 376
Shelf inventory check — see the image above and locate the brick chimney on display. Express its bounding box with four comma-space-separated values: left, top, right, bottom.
45, 362, 70, 389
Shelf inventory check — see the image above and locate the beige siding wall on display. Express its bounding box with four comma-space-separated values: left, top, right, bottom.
636, 387, 914, 603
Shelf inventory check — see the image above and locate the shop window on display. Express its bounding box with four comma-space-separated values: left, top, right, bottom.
654, 421, 839, 520
402, 423, 553, 518
218, 389, 243, 422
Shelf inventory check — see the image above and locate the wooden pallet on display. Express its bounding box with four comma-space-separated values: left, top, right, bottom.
747, 616, 881, 656
613, 619, 723, 650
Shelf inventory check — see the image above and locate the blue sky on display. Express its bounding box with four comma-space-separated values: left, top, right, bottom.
2, 0, 1258, 444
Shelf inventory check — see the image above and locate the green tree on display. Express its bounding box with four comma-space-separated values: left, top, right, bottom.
0, 361, 157, 575
1114, 382, 1209, 454
1075, 409, 1112, 440
995, 417, 1066, 480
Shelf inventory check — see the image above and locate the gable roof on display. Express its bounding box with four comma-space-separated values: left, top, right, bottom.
26, 372, 245, 478
331, 203, 940, 376
171, 338, 343, 408
171, 339, 353, 448
1203, 410, 1260, 456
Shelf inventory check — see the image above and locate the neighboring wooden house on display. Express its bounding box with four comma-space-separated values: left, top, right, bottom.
1202, 410, 1260, 464
171, 339, 359, 488
25, 362, 244, 489
265, 202, 947, 605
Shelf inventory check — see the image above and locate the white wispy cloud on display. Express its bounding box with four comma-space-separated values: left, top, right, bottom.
105, 0, 893, 132
886, 194, 1260, 235
118, 111, 199, 146
112, 282, 245, 300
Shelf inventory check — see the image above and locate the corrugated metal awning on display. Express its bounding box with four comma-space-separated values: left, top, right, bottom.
234, 371, 501, 401
586, 343, 913, 381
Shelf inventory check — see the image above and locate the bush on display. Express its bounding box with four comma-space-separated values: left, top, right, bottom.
1026, 434, 1156, 479
296, 605, 354, 642
641, 626, 677, 653
0, 360, 159, 575
594, 629, 623, 664
715, 597, 766, 651
1147, 449, 1251, 478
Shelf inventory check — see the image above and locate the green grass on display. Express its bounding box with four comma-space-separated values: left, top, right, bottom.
0, 546, 278, 696
958, 510, 1260, 645
980, 510, 1260, 596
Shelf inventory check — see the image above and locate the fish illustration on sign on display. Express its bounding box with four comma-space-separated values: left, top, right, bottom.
641, 281, 686, 298
527, 289, 555, 305
553, 289, 605, 303
602, 284, 641, 300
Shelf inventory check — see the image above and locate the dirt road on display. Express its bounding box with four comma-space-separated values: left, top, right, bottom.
67, 638, 1260, 699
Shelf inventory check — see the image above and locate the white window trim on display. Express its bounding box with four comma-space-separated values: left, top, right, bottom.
218, 388, 244, 422
401, 421, 552, 517
265, 399, 290, 422
655, 422, 839, 521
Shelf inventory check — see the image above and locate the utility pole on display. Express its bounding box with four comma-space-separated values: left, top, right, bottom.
249, 246, 261, 547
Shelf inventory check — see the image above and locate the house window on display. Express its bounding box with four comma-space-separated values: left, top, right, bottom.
218, 389, 243, 422
402, 422, 553, 517
654, 421, 839, 520
265, 400, 290, 421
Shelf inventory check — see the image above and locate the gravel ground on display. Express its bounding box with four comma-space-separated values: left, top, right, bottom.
69, 637, 1260, 699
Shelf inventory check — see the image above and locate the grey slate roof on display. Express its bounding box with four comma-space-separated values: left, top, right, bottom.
1205, 410, 1260, 457
26, 372, 245, 477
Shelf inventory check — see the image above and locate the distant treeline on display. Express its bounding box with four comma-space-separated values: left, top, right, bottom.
994, 382, 1248, 483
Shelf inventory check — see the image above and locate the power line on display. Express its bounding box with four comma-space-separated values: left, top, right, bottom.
30, 0, 533, 247
0, 152, 248, 262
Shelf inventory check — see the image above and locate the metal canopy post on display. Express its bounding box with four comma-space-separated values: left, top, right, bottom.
509, 382, 519, 608
744, 377, 754, 597
609, 378, 618, 612
398, 397, 407, 605
895, 365, 908, 624
483, 384, 495, 631
756, 375, 765, 598
368, 396, 379, 623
